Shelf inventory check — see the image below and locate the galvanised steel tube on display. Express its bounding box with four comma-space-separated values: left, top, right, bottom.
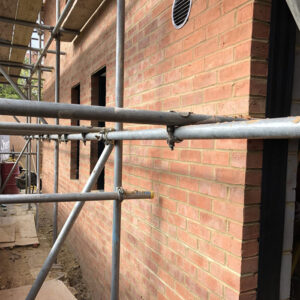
0, 140, 30, 194
0, 190, 154, 204
0, 15, 78, 34
0, 82, 39, 89
27, 48, 32, 204
0, 41, 66, 54
26, 143, 114, 300
0, 65, 28, 99
36, 18, 42, 230
0, 67, 47, 124
0, 152, 36, 155
29, 0, 76, 79
30, 116, 300, 141
0, 98, 244, 126
53, 0, 61, 245
0, 122, 103, 135
0, 61, 53, 72
111, 0, 125, 299
0, 65, 21, 123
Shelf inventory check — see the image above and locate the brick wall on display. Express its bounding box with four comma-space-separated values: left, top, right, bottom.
41, 0, 271, 299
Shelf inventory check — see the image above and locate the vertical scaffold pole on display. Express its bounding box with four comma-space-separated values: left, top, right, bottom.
27, 41, 32, 210
111, 0, 125, 299
36, 12, 42, 230
53, 0, 60, 244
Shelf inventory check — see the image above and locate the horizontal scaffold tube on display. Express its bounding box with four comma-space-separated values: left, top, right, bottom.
32, 116, 300, 141
29, 0, 76, 78
0, 98, 244, 126
0, 191, 154, 205
0, 122, 105, 135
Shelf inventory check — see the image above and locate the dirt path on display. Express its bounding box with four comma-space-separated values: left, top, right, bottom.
0, 204, 91, 300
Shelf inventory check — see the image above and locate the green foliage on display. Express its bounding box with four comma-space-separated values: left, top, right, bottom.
0, 56, 40, 100
0, 84, 20, 99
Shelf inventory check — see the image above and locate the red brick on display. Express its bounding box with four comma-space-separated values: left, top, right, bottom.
223, 0, 250, 13
198, 268, 224, 296
216, 139, 247, 150
199, 211, 227, 232
182, 60, 204, 78
198, 239, 226, 264
159, 197, 177, 212
165, 286, 182, 300
158, 268, 175, 288
182, 29, 206, 50
234, 79, 250, 96
251, 61, 268, 77
206, 12, 235, 38
195, 4, 222, 29
190, 164, 215, 181
185, 276, 209, 299
187, 220, 211, 241
181, 91, 203, 106
168, 212, 187, 229
212, 231, 242, 256
242, 240, 259, 257
253, 2, 271, 22
179, 177, 199, 192
216, 168, 246, 185
204, 84, 233, 102
213, 200, 244, 223
176, 255, 198, 276
220, 23, 252, 48
178, 203, 199, 220
237, 3, 254, 24
190, 139, 214, 149
195, 38, 219, 58
205, 48, 234, 71
252, 21, 270, 40
235, 41, 252, 61
203, 150, 230, 166
240, 274, 257, 292
193, 72, 217, 90
168, 237, 186, 256
173, 77, 194, 94
219, 61, 250, 82
175, 282, 194, 300
177, 228, 198, 249
188, 192, 212, 211
199, 181, 227, 199
211, 263, 241, 291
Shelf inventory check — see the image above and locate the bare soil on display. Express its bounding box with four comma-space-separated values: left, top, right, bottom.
0, 204, 91, 300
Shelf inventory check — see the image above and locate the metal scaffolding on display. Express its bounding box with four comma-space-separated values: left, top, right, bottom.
0, 0, 299, 300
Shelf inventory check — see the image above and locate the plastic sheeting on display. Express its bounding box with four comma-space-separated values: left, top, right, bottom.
0, 135, 9, 162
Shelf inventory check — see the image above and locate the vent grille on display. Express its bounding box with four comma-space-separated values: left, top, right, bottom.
172, 0, 192, 29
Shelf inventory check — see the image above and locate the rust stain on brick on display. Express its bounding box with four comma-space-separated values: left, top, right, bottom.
293, 116, 300, 123
247, 120, 259, 124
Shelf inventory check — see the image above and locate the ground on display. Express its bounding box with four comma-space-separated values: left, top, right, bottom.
0, 204, 91, 300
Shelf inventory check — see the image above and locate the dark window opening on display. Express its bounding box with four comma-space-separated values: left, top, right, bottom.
70, 84, 80, 180
91, 67, 106, 190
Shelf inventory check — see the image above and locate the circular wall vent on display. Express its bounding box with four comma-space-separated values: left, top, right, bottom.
172, 0, 192, 29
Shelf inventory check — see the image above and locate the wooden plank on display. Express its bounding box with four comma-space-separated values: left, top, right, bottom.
60, 0, 105, 42
0, 279, 76, 300
0, 214, 39, 248
0, 223, 15, 243
10, 0, 42, 77
0, 0, 18, 62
